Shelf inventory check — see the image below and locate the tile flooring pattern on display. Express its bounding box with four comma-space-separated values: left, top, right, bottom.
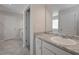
0, 39, 30, 55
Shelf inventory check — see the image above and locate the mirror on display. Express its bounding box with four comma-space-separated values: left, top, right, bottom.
46, 4, 79, 36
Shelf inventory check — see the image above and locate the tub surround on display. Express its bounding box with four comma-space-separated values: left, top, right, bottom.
35, 32, 79, 55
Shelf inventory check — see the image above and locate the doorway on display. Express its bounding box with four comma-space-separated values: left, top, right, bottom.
26, 8, 30, 49
23, 8, 30, 50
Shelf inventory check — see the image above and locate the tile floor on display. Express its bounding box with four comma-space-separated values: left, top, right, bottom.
0, 39, 30, 55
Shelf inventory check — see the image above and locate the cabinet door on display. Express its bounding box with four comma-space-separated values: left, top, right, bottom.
42, 41, 71, 55
36, 37, 42, 55
42, 47, 56, 55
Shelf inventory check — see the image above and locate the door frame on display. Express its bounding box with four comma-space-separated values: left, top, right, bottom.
23, 5, 29, 48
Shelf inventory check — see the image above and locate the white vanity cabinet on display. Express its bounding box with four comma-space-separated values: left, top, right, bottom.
35, 37, 42, 55
42, 45, 56, 55
35, 37, 71, 55
35, 37, 55, 55
42, 41, 71, 55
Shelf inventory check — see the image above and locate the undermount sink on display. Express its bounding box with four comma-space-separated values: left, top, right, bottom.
51, 36, 77, 45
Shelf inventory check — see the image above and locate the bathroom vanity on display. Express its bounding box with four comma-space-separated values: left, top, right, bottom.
35, 33, 79, 55
31, 5, 79, 55
36, 37, 71, 55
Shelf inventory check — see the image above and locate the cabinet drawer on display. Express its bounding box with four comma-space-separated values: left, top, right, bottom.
42, 41, 71, 55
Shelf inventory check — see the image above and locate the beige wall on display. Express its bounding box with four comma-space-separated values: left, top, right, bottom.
31, 5, 46, 33
31, 4, 52, 33
0, 11, 23, 40
30, 4, 52, 54
32, 5, 52, 33
45, 6, 52, 32
30, 4, 46, 54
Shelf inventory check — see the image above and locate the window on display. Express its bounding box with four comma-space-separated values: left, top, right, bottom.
52, 19, 58, 29
52, 12, 59, 32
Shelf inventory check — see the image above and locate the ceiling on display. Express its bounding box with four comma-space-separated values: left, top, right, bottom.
0, 4, 28, 14
0, 4, 78, 14
46, 4, 78, 13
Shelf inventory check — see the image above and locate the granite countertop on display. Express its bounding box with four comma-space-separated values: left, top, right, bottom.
35, 32, 79, 55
